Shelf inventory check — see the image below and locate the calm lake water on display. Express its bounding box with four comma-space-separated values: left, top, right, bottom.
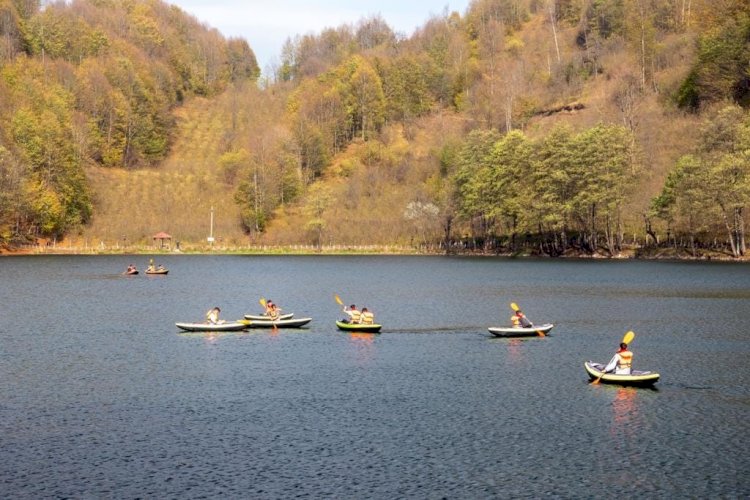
1, 255, 748, 498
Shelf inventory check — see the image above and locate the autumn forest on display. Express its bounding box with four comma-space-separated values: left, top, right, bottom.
1, 0, 749, 258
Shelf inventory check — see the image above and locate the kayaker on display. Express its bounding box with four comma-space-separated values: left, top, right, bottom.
603, 342, 633, 375
511, 309, 532, 328
206, 306, 222, 324
343, 304, 362, 324
361, 307, 375, 325
265, 300, 281, 320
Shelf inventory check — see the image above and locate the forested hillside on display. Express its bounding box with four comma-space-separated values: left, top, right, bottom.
0, 0, 258, 244
2, 0, 749, 258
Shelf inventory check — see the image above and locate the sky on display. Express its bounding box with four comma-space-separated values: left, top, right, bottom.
166, 1, 472, 73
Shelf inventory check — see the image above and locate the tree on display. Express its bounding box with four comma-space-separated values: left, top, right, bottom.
651, 154, 713, 255
701, 106, 750, 256
304, 183, 332, 249
345, 55, 385, 140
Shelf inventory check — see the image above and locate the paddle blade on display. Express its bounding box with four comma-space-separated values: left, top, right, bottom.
259, 297, 267, 307
334, 294, 343, 305
622, 330, 635, 345
510, 302, 520, 311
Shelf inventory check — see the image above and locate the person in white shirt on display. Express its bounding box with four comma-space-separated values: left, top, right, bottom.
343, 304, 361, 324
603, 342, 633, 375
206, 306, 222, 324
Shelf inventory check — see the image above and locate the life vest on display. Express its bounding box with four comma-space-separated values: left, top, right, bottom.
349, 309, 362, 323
617, 350, 633, 370
206, 310, 218, 324
361, 311, 374, 324
511, 315, 520, 326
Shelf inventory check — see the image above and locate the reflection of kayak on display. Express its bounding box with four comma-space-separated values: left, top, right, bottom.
584, 361, 660, 387
487, 323, 554, 337
336, 320, 382, 333
244, 317, 312, 329
244, 312, 294, 321
145, 268, 169, 275
175, 322, 247, 332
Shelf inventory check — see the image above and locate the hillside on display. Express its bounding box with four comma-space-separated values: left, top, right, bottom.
3, 0, 749, 257
81, 95, 247, 247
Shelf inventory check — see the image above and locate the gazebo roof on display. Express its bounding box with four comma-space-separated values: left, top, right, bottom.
152, 231, 172, 239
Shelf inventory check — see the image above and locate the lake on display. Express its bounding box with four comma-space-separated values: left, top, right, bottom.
1, 255, 748, 498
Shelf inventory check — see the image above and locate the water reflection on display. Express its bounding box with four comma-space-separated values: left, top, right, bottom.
611, 387, 638, 433
347, 332, 377, 365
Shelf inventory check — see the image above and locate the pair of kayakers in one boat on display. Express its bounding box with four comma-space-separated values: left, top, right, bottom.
342, 304, 375, 325
146, 259, 165, 272
206, 306, 224, 325
124, 264, 138, 274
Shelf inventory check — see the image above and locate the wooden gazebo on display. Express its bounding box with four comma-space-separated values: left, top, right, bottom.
153, 231, 172, 249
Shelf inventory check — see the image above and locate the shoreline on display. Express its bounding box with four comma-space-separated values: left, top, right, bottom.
2, 244, 747, 262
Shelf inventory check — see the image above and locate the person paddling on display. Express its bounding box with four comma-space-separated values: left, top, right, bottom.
206, 306, 223, 324
511, 308, 533, 328
603, 342, 633, 375
265, 300, 282, 320
343, 304, 362, 324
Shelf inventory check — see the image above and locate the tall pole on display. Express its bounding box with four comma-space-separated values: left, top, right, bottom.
209, 206, 214, 246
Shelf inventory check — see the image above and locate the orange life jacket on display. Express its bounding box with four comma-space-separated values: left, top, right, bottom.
617, 350, 633, 369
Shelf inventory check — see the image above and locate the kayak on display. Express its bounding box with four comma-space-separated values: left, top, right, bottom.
243, 317, 312, 328
124, 270, 139, 275
487, 323, 554, 337
175, 321, 248, 332
336, 320, 382, 333
145, 268, 169, 275
584, 361, 660, 387
244, 312, 294, 321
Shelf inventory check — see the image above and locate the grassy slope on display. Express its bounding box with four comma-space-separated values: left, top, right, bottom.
81, 96, 247, 248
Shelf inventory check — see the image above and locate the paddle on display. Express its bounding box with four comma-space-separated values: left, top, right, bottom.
592, 330, 635, 384
335, 294, 348, 323
510, 302, 545, 337
260, 297, 278, 331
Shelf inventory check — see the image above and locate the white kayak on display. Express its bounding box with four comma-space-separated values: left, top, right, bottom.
487, 323, 554, 337
175, 321, 248, 332
242, 317, 312, 329
585, 361, 660, 387
243, 312, 294, 321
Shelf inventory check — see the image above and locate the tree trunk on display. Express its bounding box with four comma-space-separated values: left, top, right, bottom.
589, 203, 597, 254
548, 3, 561, 64
443, 214, 453, 256
736, 207, 746, 255
720, 207, 740, 257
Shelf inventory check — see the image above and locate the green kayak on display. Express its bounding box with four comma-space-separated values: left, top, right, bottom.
336, 320, 382, 333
